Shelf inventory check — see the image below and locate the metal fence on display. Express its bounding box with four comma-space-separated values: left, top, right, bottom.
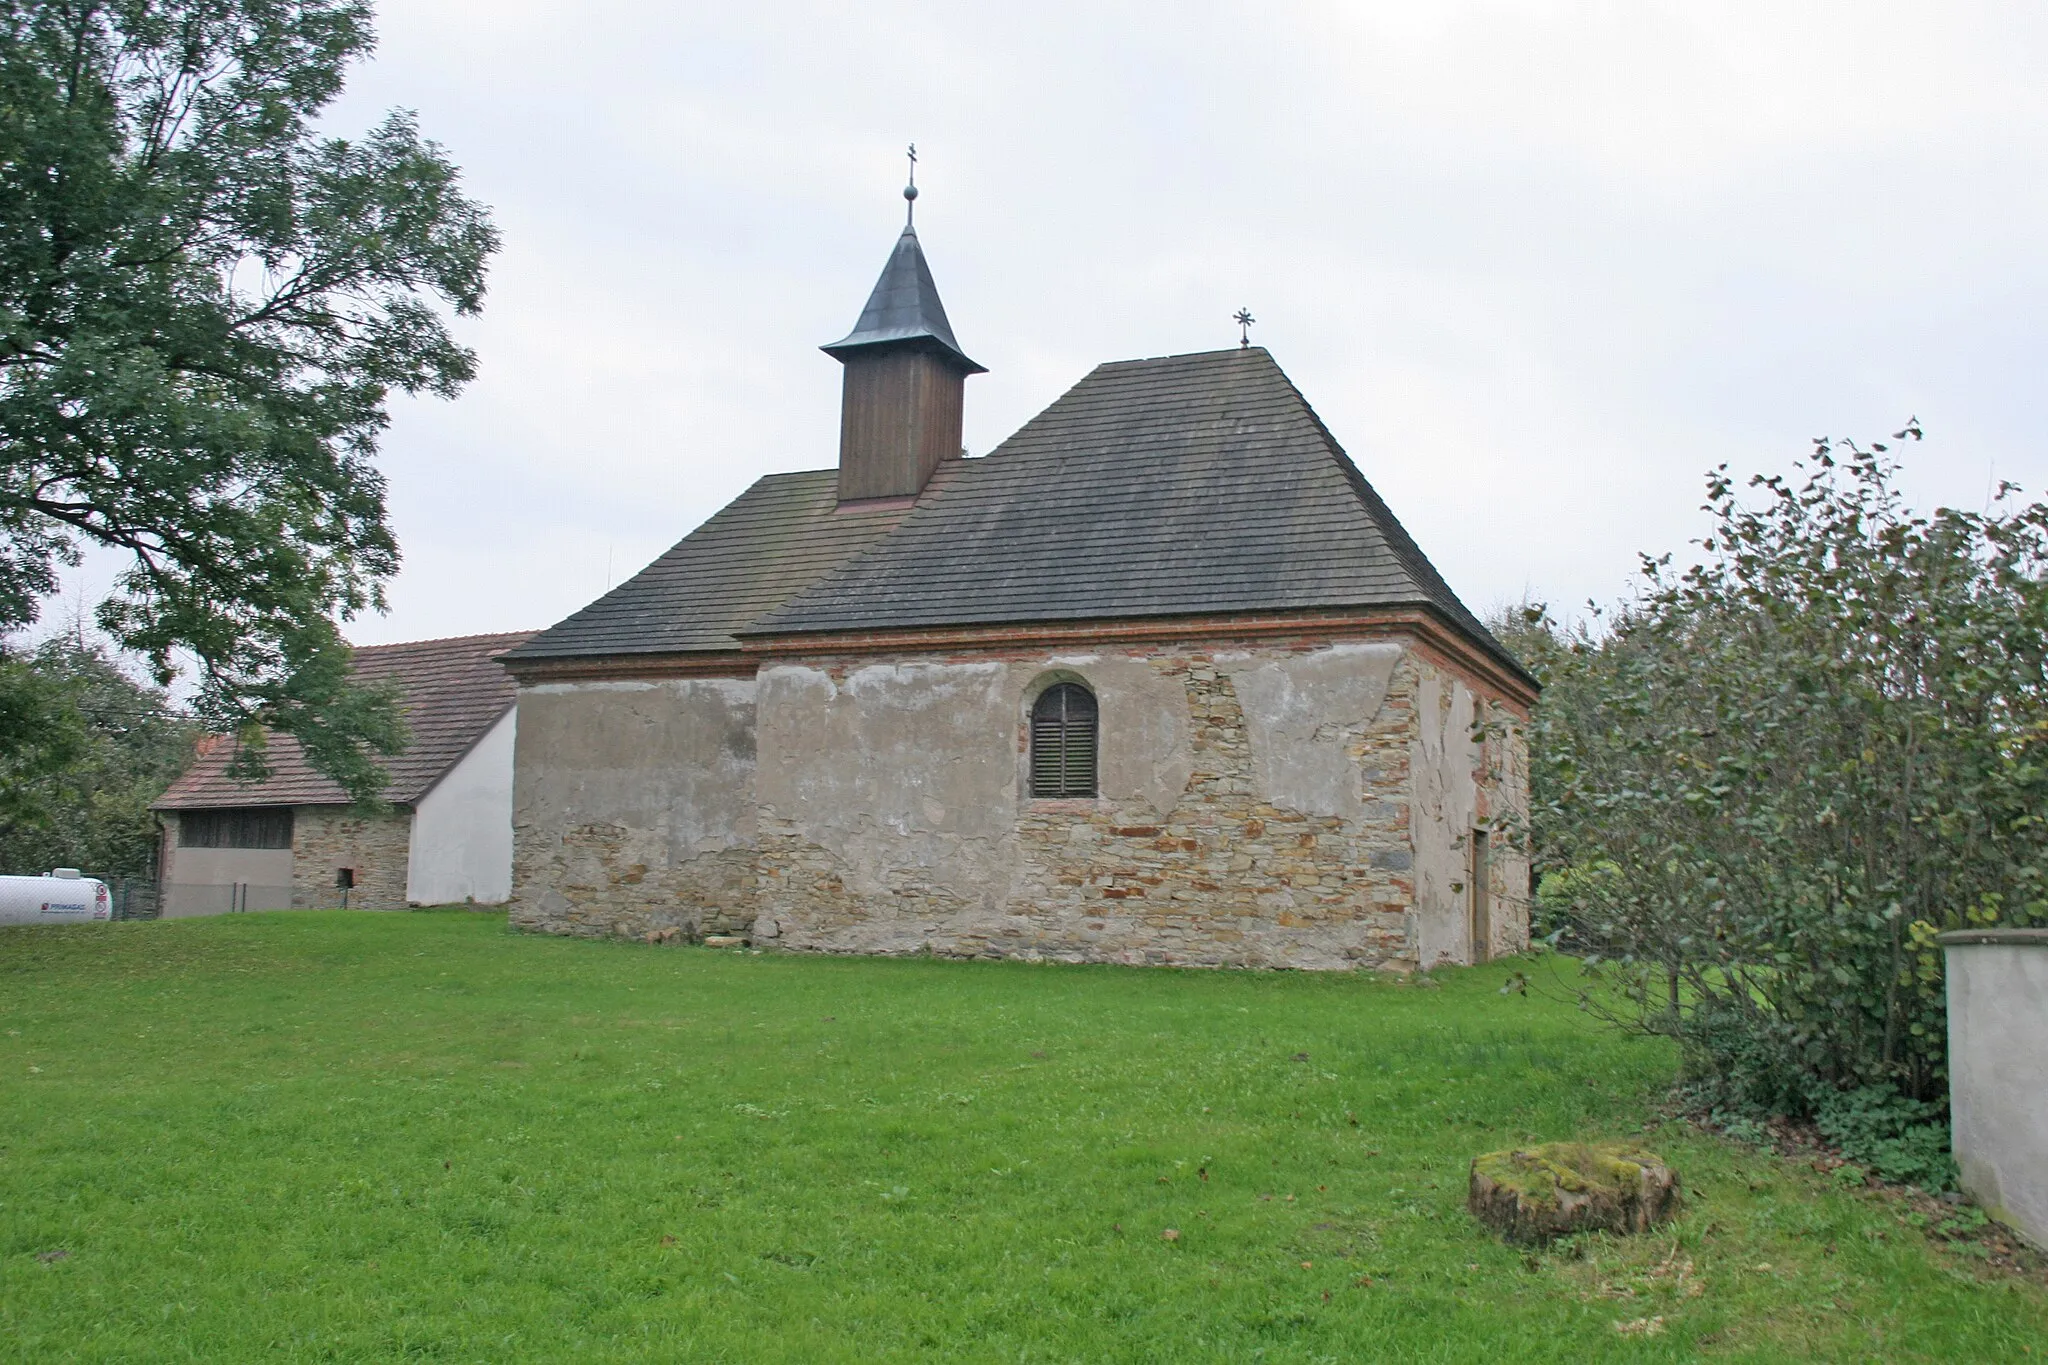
157, 882, 294, 917
108, 877, 160, 920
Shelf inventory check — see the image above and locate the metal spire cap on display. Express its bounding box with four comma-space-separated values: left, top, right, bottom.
821, 158, 984, 375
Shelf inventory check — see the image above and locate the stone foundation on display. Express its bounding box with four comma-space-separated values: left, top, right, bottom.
509, 822, 756, 940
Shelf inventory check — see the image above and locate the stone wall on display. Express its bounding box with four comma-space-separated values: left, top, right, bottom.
753, 636, 1530, 969
1408, 656, 1534, 965
291, 804, 414, 910
506, 633, 1531, 969
1476, 681, 1534, 961
507, 677, 758, 939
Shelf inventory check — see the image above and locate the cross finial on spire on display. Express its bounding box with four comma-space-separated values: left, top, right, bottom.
904, 143, 918, 226
1234, 307, 1256, 348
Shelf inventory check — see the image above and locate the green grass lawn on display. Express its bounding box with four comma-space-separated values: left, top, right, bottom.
1, 913, 2042, 1363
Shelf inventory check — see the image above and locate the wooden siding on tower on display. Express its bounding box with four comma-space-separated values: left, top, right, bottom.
837, 348, 964, 502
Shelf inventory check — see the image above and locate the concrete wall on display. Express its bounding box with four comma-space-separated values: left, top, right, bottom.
508, 677, 758, 939
1943, 930, 2048, 1250
407, 708, 516, 905
291, 805, 413, 910
159, 843, 293, 917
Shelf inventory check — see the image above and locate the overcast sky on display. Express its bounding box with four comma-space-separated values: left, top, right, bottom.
166, 3, 2048, 644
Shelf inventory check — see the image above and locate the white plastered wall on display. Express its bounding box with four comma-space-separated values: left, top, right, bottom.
406, 707, 516, 905
1945, 937, 2048, 1251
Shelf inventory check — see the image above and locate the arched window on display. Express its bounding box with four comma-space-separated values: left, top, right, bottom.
1030, 682, 1099, 798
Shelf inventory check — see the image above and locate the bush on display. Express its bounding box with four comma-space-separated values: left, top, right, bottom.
1813, 1086, 1957, 1191
1506, 433, 2048, 1110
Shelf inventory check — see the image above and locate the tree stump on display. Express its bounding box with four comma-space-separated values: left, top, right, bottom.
1468, 1143, 1682, 1245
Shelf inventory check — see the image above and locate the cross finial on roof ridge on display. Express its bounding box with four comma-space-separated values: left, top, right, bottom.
1235, 307, 1256, 348
904, 143, 918, 226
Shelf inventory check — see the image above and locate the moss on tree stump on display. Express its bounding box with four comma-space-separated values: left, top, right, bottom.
1467, 1143, 1682, 1245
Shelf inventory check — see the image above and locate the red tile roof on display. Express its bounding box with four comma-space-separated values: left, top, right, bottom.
155, 631, 535, 809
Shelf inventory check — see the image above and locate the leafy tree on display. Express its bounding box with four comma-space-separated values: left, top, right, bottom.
0, 628, 194, 878
0, 0, 497, 800
0, 636, 85, 832
1518, 432, 2048, 1117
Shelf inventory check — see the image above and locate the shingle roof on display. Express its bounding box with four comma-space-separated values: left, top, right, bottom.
506, 348, 1524, 685
749, 348, 1525, 679
155, 631, 535, 809
820, 225, 985, 374
499, 472, 912, 661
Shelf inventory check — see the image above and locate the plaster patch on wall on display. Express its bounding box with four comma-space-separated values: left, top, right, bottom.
758, 643, 1429, 970
525, 678, 685, 696
511, 638, 1530, 969
1039, 654, 1193, 819
509, 676, 759, 939
1226, 643, 1403, 820
1476, 694, 1533, 962
757, 660, 1018, 907
1410, 665, 1478, 967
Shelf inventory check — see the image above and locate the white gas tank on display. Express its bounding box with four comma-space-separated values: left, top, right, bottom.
0, 870, 113, 926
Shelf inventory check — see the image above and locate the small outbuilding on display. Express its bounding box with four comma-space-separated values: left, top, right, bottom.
153, 632, 533, 915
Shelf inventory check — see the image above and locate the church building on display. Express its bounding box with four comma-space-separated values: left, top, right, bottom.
499, 189, 1536, 971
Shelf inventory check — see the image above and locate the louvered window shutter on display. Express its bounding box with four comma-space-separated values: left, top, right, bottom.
1030, 684, 1099, 798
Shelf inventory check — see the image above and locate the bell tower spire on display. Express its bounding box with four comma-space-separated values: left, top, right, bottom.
821, 152, 984, 505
